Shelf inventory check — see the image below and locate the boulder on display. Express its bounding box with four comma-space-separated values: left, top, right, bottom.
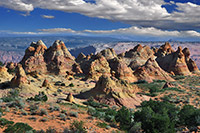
66, 93, 75, 103
11, 64, 28, 87
42, 79, 52, 89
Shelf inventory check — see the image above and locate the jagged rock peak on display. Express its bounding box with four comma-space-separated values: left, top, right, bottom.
100, 48, 117, 60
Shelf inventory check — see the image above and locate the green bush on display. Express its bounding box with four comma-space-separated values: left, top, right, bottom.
134, 100, 179, 133
27, 92, 48, 102
96, 121, 108, 128
115, 106, 134, 131
0, 118, 14, 127
39, 108, 48, 116
83, 97, 108, 108
68, 83, 74, 87
1, 90, 19, 102
70, 120, 87, 133
178, 105, 200, 127
4, 122, 34, 133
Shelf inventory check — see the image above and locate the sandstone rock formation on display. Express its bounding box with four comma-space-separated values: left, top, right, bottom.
45, 40, 76, 75
82, 75, 149, 108
0, 66, 11, 79
20, 40, 47, 73
183, 48, 199, 73
156, 46, 191, 75
66, 93, 75, 103
100, 48, 117, 60
134, 57, 175, 83
42, 79, 52, 89
124, 44, 154, 70
155, 42, 174, 57
11, 64, 28, 87
108, 58, 137, 83
87, 54, 111, 81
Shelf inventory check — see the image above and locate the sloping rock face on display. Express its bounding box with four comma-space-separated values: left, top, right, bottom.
0, 66, 11, 79
75, 53, 86, 63
82, 75, 149, 108
100, 48, 117, 60
124, 44, 154, 70
45, 40, 75, 75
87, 54, 111, 81
108, 58, 137, 83
20, 40, 47, 73
183, 48, 199, 73
156, 46, 191, 75
134, 57, 175, 83
11, 64, 28, 87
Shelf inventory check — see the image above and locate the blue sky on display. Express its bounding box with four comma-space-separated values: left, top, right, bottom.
0, 0, 200, 41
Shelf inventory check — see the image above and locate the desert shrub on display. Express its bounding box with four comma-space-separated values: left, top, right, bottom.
132, 80, 148, 84
1, 89, 19, 102
39, 108, 48, 116
45, 127, 57, 133
0, 61, 3, 66
68, 83, 74, 87
96, 121, 108, 128
178, 105, 200, 127
69, 111, 78, 118
115, 106, 134, 131
129, 122, 142, 133
27, 92, 48, 102
4, 122, 34, 133
48, 105, 60, 112
83, 97, 108, 108
0, 118, 14, 127
28, 117, 37, 121
70, 120, 87, 133
29, 104, 39, 115
7, 98, 26, 109
172, 75, 186, 80
58, 113, 66, 121
4, 107, 10, 112
21, 109, 28, 116
134, 100, 179, 133
39, 117, 48, 122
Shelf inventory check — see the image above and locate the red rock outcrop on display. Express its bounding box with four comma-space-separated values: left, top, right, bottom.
156, 43, 192, 75
45, 40, 75, 75
100, 48, 117, 60
11, 64, 28, 87
124, 44, 154, 70
108, 58, 137, 83
81, 75, 149, 108
0, 66, 11, 79
134, 57, 175, 82
87, 53, 111, 81
155, 42, 174, 57
20, 40, 47, 73
183, 48, 199, 73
